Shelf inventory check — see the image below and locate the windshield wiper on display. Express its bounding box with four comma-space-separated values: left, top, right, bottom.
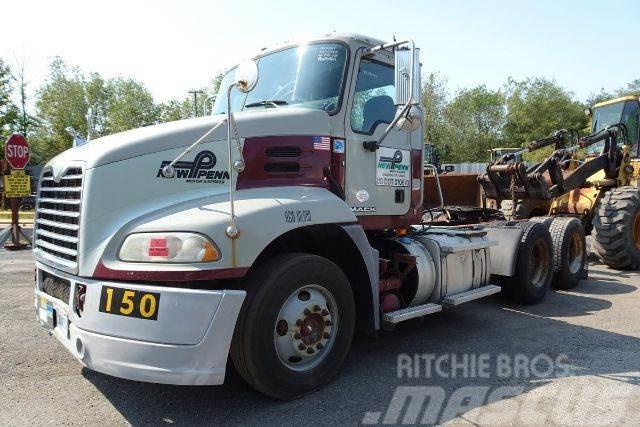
244, 99, 288, 108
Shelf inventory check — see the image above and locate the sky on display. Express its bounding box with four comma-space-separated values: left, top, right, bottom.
2, 0, 639, 106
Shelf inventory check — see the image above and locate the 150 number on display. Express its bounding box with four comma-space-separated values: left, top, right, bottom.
99, 286, 160, 320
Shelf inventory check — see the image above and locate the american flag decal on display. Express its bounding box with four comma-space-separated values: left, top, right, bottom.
313, 136, 331, 150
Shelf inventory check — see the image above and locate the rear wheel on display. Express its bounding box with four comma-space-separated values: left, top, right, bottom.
549, 217, 586, 289
501, 222, 553, 304
592, 187, 640, 270
231, 253, 355, 400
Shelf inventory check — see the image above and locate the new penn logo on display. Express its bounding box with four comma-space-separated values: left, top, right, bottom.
157, 150, 230, 184
378, 149, 408, 171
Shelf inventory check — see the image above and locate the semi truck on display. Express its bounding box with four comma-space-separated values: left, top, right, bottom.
33, 33, 585, 400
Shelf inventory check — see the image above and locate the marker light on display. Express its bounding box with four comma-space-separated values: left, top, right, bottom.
119, 233, 220, 263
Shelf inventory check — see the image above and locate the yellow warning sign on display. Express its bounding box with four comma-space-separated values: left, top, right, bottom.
3, 169, 31, 198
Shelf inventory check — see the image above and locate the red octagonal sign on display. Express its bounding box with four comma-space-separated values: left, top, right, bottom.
4, 134, 30, 169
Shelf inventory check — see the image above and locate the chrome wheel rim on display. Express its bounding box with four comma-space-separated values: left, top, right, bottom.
529, 239, 550, 287
273, 285, 337, 371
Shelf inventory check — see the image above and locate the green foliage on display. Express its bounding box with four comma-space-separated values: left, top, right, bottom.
104, 78, 160, 133
443, 85, 505, 162
503, 77, 588, 161
421, 72, 449, 159
0, 59, 19, 147
160, 98, 192, 122
30, 58, 89, 162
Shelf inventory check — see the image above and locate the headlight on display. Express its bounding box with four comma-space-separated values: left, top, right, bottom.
119, 232, 220, 263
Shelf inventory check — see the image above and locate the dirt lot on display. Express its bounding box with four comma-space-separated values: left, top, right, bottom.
1, 249, 639, 425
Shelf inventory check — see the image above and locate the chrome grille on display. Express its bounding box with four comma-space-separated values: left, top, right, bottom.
35, 167, 83, 270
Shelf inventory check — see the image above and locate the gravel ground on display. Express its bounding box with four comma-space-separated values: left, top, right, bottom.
1, 250, 639, 425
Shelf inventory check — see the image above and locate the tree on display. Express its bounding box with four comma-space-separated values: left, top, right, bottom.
31, 58, 90, 162
0, 59, 18, 146
421, 72, 449, 160
30, 58, 164, 162
442, 85, 505, 163
104, 78, 160, 134
12, 59, 38, 138
618, 79, 640, 96
503, 77, 588, 160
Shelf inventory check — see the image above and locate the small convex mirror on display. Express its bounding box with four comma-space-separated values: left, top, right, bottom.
235, 59, 259, 93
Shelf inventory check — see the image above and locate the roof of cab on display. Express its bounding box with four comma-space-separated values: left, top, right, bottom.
593, 95, 639, 108
257, 32, 388, 56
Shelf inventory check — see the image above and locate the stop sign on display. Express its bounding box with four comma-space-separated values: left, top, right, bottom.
4, 134, 30, 169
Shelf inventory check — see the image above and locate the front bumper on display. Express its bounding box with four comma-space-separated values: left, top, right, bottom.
34, 262, 246, 385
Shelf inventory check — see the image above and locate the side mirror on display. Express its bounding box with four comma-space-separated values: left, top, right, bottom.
395, 47, 420, 106
235, 59, 259, 93
584, 107, 592, 117
395, 105, 422, 132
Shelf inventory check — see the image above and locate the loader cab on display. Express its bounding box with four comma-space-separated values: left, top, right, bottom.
589, 96, 640, 157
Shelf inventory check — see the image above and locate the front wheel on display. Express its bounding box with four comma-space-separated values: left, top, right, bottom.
592, 187, 640, 270
231, 253, 355, 400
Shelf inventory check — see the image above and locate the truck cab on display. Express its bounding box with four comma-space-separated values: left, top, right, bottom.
33, 33, 564, 400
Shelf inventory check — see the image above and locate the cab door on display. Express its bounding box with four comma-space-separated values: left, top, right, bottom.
344, 52, 412, 217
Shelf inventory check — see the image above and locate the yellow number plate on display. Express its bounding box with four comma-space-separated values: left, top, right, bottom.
99, 286, 160, 320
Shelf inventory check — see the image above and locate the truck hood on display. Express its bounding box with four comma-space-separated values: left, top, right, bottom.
48, 107, 332, 171
37, 107, 337, 276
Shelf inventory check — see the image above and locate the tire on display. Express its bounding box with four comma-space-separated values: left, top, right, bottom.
529, 216, 554, 229
231, 253, 355, 400
592, 187, 640, 270
501, 222, 553, 304
548, 217, 586, 289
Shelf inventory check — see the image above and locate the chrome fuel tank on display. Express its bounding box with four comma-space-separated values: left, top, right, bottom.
414, 227, 496, 299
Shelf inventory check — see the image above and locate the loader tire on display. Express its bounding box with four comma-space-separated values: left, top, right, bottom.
501, 222, 553, 304
592, 187, 640, 270
231, 253, 355, 400
549, 217, 586, 289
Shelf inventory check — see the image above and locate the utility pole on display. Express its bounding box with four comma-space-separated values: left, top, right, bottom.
189, 90, 205, 117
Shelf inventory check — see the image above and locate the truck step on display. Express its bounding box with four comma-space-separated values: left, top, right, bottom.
383, 303, 442, 325
442, 285, 501, 306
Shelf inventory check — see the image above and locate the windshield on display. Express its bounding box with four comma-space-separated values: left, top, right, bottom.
588, 100, 639, 155
591, 102, 624, 134
587, 102, 625, 155
212, 43, 348, 115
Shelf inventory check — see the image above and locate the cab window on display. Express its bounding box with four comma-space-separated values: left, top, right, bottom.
350, 60, 396, 134
621, 100, 639, 156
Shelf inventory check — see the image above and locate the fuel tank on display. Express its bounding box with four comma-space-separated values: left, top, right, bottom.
377, 227, 495, 307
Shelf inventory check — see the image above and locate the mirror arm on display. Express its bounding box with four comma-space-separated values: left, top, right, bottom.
363, 101, 413, 152
162, 119, 227, 177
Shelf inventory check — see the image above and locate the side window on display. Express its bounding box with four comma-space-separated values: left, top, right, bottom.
350, 60, 396, 134
621, 101, 639, 156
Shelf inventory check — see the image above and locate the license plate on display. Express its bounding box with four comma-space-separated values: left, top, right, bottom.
99, 286, 160, 320
57, 310, 68, 338
39, 296, 54, 329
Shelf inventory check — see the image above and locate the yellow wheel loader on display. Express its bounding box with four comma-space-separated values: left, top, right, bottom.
479, 95, 640, 270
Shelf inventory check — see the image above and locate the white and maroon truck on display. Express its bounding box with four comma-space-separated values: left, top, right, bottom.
33, 33, 587, 400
